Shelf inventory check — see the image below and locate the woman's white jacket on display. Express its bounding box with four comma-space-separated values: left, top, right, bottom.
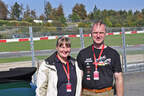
36, 53, 82, 96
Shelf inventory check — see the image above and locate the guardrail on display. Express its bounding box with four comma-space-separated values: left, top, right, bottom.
0, 30, 144, 43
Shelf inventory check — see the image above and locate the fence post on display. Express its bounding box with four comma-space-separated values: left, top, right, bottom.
29, 26, 36, 84
79, 28, 85, 49
122, 27, 127, 72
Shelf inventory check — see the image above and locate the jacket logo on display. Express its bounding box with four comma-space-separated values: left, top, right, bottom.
84, 58, 93, 63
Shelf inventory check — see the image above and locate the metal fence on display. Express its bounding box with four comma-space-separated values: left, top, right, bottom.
0, 26, 144, 73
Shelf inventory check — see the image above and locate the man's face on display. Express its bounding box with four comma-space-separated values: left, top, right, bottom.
91, 23, 106, 45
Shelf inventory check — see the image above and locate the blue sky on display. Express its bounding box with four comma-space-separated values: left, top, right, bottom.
3, 0, 144, 17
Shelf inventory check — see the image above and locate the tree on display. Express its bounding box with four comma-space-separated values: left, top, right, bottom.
0, 0, 8, 19
39, 14, 45, 20
23, 5, 31, 19
10, 2, 22, 20
23, 5, 35, 22
50, 4, 66, 27
57, 4, 64, 17
127, 10, 133, 16
50, 8, 57, 20
79, 4, 87, 20
56, 4, 66, 24
47, 4, 66, 26
92, 5, 101, 22
44, 1, 52, 20
104, 17, 112, 27
93, 5, 97, 13
126, 10, 133, 27
133, 10, 143, 26
31, 10, 37, 19
142, 8, 144, 14
23, 5, 37, 21
69, 13, 80, 22
70, 3, 87, 22
101, 9, 108, 18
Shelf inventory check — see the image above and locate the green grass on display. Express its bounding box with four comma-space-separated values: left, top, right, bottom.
118, 50, 144, 55
0, 33, 144, 52
0, 50, 144, 63
125, 33, 144, 45
0, 54, 77, 63
0, 56, 49, 63
0, 33, 144, 63
0, 57, 33, 63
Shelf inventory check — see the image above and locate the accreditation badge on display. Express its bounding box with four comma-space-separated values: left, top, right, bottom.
66, 82, 72, 92
93, 71, 99, 80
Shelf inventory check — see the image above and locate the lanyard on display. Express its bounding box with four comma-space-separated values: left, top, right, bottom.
56, 55, 70, 82
92, 44, 104, 71
62, 61, 70, 82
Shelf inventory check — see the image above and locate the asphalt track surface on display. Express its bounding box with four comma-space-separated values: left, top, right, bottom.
0, 61, 144, 96
0, 45, 144, 58
124, 71, 144, 96
0, 45, 144, 96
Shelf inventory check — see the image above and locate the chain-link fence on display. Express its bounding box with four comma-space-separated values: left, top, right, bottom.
0, 26, 144, 73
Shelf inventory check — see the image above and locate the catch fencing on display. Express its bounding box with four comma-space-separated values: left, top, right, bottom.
0, 26, 144, 73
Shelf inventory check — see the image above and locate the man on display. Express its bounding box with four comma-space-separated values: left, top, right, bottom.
77, 21, 124, 96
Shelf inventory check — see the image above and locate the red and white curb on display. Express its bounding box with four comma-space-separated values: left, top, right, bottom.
0, 31, 144, 43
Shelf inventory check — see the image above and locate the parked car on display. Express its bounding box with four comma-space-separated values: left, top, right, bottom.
0, 67, 37, 96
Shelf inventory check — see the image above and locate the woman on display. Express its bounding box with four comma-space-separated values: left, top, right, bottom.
36, 37, 82, 96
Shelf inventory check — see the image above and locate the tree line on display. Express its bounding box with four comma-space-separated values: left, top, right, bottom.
0, 0, 144, 27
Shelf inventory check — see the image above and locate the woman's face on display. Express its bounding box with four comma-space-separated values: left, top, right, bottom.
56, 43, 71, 59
